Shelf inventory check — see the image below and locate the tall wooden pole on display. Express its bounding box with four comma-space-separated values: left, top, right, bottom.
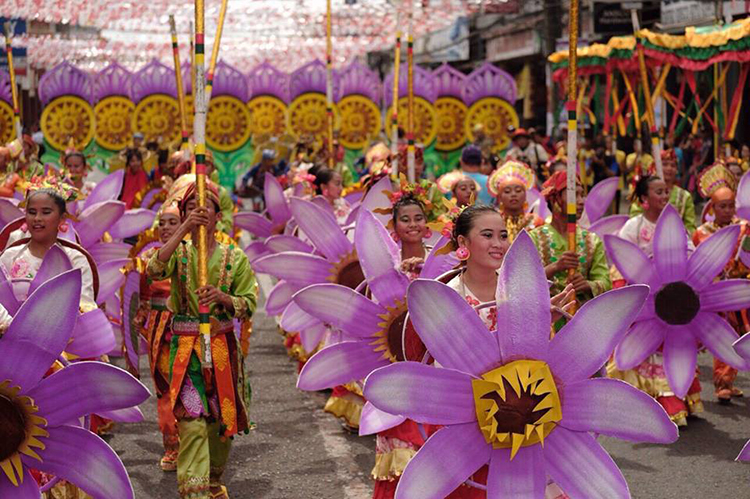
205, 0, 229, 103
566, 0, 579, 298
169, 16, 190, 150
390, 12, 401, 179
406, 2, 415, 182
4, 23, 21, 141
325, 0, 335, 169
194, 0, 211, 367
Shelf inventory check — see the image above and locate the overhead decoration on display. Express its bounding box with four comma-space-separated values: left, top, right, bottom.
384, 64, 438, 147
205, 61, 252, 152
39, 61, 95, 151
433, 63, 468, 152
0, 70, 13, 145
463, 61, 519, 152
287, 60, 341, 147
336, 61, 381, 150
131, 59, 182, 145
247, 62, 290, 141
93, 63, 134, 151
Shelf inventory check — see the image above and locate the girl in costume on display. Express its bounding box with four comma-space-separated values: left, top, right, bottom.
487, 159, 544, 242
62, 145, 96, 198
609, 174, 703, 426
436, 170, 478, 208
313, 167, 351, 224
0, 146, 20, 197
147, 180, 256, 499
132, 204, 182, 471
692, 163, 749, 404
120, 148, 150, 209
630, 149, 696, 233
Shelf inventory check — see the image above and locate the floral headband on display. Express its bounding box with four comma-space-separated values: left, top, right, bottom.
20, 174, 80, 206
373, 174, 440, 227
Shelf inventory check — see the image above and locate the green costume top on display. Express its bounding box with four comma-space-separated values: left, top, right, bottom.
529, 224, 612, 301
217, 185, 235, 235
147, 240, 257, 320
629, 185, 696, 233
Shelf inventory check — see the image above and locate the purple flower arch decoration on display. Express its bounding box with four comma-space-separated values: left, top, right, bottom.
0, 70, 12, 104
337, 60, 381, 103
289, 59, 340, 101
38, 61, 93, 105
433, 63, 465, 100
93, 62, 132, 101
211, 60, 249, 102
462, 62, 517, 106
247, 61, 290, 103
129, 59, 176, 104
384, 64, 437, 107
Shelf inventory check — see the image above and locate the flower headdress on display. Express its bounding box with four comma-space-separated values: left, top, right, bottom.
436, 170, 481, 195
373, 174, 441, 228
698, 161, 737, 199
20, 174, 80, 207
487, 159, 535, 197
432, 197, 471, 256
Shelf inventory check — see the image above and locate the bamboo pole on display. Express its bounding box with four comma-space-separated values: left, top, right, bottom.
390, 14, 401, 179
3, 23, 21, 141
194, 0, 211, 368
205, 0, 228, 104
169, 16, 190, 150
406, 3, 415, 183
566, 0, 579, 307
325, 0, 334, 169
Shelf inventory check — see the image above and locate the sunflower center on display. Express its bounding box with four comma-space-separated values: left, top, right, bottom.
0, 394, 26, 462
371, 303, 408, 363
655, 281, 700, 325
328, 250, 366, 290
472, 360, 562, 459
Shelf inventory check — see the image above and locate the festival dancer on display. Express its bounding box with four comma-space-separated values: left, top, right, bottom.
608, 174, 703, 426
529, 170, 611, 307
147, 180, 256, 499
313, 167, 351, 224
692, 163, 749, 404
630, 149, 696, 232
8, 134, 44, 179
131, 204, 183, 471
487, 159, 544, 242
62, 142, 96, 197
436, 170, 479, 208
120, 148, 150, 209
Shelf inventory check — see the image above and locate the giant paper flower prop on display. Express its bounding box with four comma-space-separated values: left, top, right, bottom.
604, 205, 750, 397
0, 269, 150, 498
732, 334, 750, 462
363, 232, 677, 499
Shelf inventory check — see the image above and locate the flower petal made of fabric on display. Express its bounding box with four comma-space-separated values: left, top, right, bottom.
28, 361, 149, 427
613, 319, 667, 370
265, 234, 315, 254
364, 362, 476, 425
588, 215, 629, 238
280, 301, 321, 333
0, 266, 20, 315
290, 197, 352, 261
299, 322, 328, 353
253, 252, 332, 286
653, 204, 688, 283
544, 426, 629, 499
96, 406, 144, 423
264, 172, 292, 225
486, 445, 546, 499
603, 234, 656, 286
293, 283, 386, 338
408, 279, 500, 376
0, 469, 41, 499
395, 423, 490, 499
691, 312, 750, 370
685, 224, 741, 290
734, 334, 750, 362
96, 259, 130, 304
358, 401, 406, 436
234, 212, 273, 238
700, 279, 750, 312
27, 245, 72, 297
88, 242, 132, 265
66, 309, 117, 359
496, 232, 552, 361
75, 200, 126, 248
108, 209, 156, 240
560, 378, 678, 443
360, 175, 394, 227
265, 280, 300, 317
0, 270, 81, 389
297, 341, 389, 391
737, 440, 750, 462
584, 177, 619, 224
663, 326, 699, 399
21, 425, 134, 499
84, 170, 124, 210
548, 285, 649, 382
421, 236, 459, 280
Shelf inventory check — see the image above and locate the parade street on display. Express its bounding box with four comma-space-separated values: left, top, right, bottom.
110, 287, 750, 499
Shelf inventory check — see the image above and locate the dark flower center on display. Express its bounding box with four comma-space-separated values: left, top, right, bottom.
655, 281, 700, 325
337, 261, 365, 290
0, 394, 26, 462
481, 378, 549, 435
386, 311, 408, 362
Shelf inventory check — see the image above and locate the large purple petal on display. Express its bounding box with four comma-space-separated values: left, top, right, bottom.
614, 319, 666, 370
96, 259, 130, 304
96, 406, 144, 423
88, 242, 132, 265
22, 425, 134, 499
548, 285, 649, 382
663, 326, 698, 398
293, 283, 386, 338
737, 440, 750, 462
496, 232, 551, 361
737, 170, 750, 220
75, 201, 126, 248
395, 423, 490, 499
265, 280, 300, 316
686, 225, 740, 290
0, 469, 41, 499
84, 170, 124, 210
299, 322, 328, 352
734, 334, 750, 362
420, 237, 459, 280
560, 378, 677, 443
0, 197, 23, 227
358, 401, 406, 436
360, 175, 394, 227
290, 197, 352, 261
234, 212, 273, 238
691, 312, 749, 370
588, 214, 629, 238
0, 270, 81, 389
108, 209, 156, 239
264, 172, 292, 225
244, 241, 271, 263
364, 362, 475, 425
28, 361, 149, 427
653, 204, 687, 283
0, 265, 20, 314
407, 279, 500, 376
27, 245, 72, 296
253, 252, 332, 285
700, 279, 750, 312
280, 302, 320, 333
66, 309, 117, 358
584, 176, 619, 224
487, 446, 545, 499
544, 427, 629, 499
297, 341, 389, 391
603, 234, 655, 286
265, 234, 315, 254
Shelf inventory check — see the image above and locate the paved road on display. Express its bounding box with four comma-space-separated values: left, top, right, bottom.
110, 297, 750, 498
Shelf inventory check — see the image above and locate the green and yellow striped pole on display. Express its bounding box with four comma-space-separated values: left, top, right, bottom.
325, 0, 334, 169
390, 14, 401, 180
566, 0, 579, 309
205, 0, 228, 103
406, 3, 415, 183
169, 16, 190, 150
3, 23, 21, 141
194, 0, 211, 368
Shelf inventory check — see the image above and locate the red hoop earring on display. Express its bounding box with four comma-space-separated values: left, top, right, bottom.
456, 247, 470, 261
59, 222, 69, 233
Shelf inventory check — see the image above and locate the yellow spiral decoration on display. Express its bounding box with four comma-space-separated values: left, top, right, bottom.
94, 96, 135, 151
132, 94, 181, 145
40, 96, 95, 151
248, 96, 287, 139
434, 97, 468, 151
337, 95, 381, 150
465, 97, 519, 153
287, 93, 340, 145
385, 96, 437, 146
206, 95, 253, 152
0, 101, 13, 146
